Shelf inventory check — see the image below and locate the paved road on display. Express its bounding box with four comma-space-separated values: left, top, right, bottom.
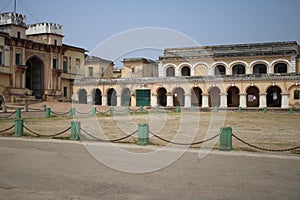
0, 138, 299, 200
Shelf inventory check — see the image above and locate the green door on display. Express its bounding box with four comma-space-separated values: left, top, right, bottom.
136, 90, 150, 106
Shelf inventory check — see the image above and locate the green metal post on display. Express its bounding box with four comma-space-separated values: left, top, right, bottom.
155, 105, 158, 112
137, 123, 149, 145
15, 108, 21, 119
289, 107, 294, 114
92, 107, 96, 115
176, 106, 181, 112
24, 104, 28, 112
71, 121, 81, 140
42, 105, 47, 112
219, 127, 232, 151
3, 106, 7, 113
139, 106, 143, 112
14, 118, 24, 137
238, 106, 242, 112
45, 108, 51, 118
126, 106, 130, 113
70, 107, 75, 117
263, 107, 267, 113
109, 106, 114, 115
214, 106, 218, 112
191, 105, 194, 112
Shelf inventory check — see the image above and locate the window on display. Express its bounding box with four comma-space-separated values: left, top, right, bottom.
15, 53, 21, 65
63, 57, 68, 73
294, 90, 300, 100
166, 67, 175, 77
52, 59, 57, 69
132, 67, 135, 73
54, 39, 57, 46
17, 31, 21, 38
63, 87, 67, 98
88, 67, 93, 77
100, 67, 104, 77
76, 58, 80, 68
0, 51, 3, 65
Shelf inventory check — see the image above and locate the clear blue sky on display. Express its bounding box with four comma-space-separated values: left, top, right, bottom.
1, 0, 299, 61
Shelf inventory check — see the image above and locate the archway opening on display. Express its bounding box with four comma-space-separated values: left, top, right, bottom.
246, 86, 259, 107
209, 87, 220, 107
92, 89, 102, 105
121, 88, 131, 106
157, 87, 167, 106
181, 66, 191, 76
107, 88, 117, 106
227, 86, 240, 107
253, 64, 267, 75
26, 56, 44, 99
214, 65, 226, 75
173, 87, 185, 106
78, 89, 87, 104
232, 64, 245, 75
274, 63, 287, 74
267, 86, 281, 107
166, 67, 175, 77
191, 87, 202, 106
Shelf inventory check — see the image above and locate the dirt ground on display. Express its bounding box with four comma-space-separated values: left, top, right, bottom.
1, 101, 300, 154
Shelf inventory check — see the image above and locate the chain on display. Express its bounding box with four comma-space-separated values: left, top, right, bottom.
232, 133, 300, 152
0, 124, 15, 133
149, 130, 220, 146
51, 110, 71, 116
80, 128, 137, 142
23, 125, 71, 137
75, 109, 93, 115
114, 108, 127, 113
96, 109, 110, 114
0, 111, 16, 119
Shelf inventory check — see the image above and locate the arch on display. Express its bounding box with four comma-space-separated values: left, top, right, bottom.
157, 87, 167, 106
181, 66, 191, 76
163, 63, 177, 76
78, 89, 87, 104
26, 56, 44, 99
191, 87, 202, 106
214, 65, 226, 75
246, 86, 259, 107
166, 66, 175, 77
209, 87, 220, 107
266, 86, 281, 107
92, 88, 102, 105
270, 59, 290, 72
173, 87, 185, 106
121, 88, 131, 106
194, 62, 209, 76
107, 88, 117, 106
253, 64, 267, 75
274, 63, 287, 74
232, 64, 246, 75
227, 86, 240, 107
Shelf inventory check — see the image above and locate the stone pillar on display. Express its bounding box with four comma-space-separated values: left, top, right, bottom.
167, 94, 173, 107
184, 94, 191, 108
158, 62, 163, 77
202, 94, 209, 108
116, 95, 121, 107
259, 93, 267, 108
151, 94, 157, 107
239, 93, 247, 108
87, 95, 92, 104
290, 56, 296, 73
102, 95, 107, 106
281, 93, 290, 108
220, 93, 227, 108
22, 71, 26, 88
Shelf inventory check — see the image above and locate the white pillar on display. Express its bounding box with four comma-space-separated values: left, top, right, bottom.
158, 62, 163, 77
167, 94, 173, 107
116, 95, 121, 107
281, 93, 289, 108
151, 94, 157, 107
259, 93, 267, 108
202, 94, 209, 108
87, 95, 92, 104
239, 94, 247, 108
290, 56, 296, 73
220, 93, 227, 108
184, 94, 191, 108
102, 95, 107, 106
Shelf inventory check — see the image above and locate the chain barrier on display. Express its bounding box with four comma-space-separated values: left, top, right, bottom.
80, 128, 138, 142
114, 108, 127, 113
232, 133, 300, 152
0, 111, 16, 119
96, 108, 110, 114
75, 109, 93, 115
0, 124, 15, 133
23, 124, 71, 137
130, 107, 140, 112
149, 130, 220, 146
51, 110, 71, 116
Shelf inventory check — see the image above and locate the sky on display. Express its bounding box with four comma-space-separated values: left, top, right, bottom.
1, 0, 300, 66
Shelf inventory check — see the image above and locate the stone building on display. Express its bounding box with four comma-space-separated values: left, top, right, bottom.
84, 56, 114, 78
0, 12, 85, 103
74, 41, 300, 109
121, 58, 158, 78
